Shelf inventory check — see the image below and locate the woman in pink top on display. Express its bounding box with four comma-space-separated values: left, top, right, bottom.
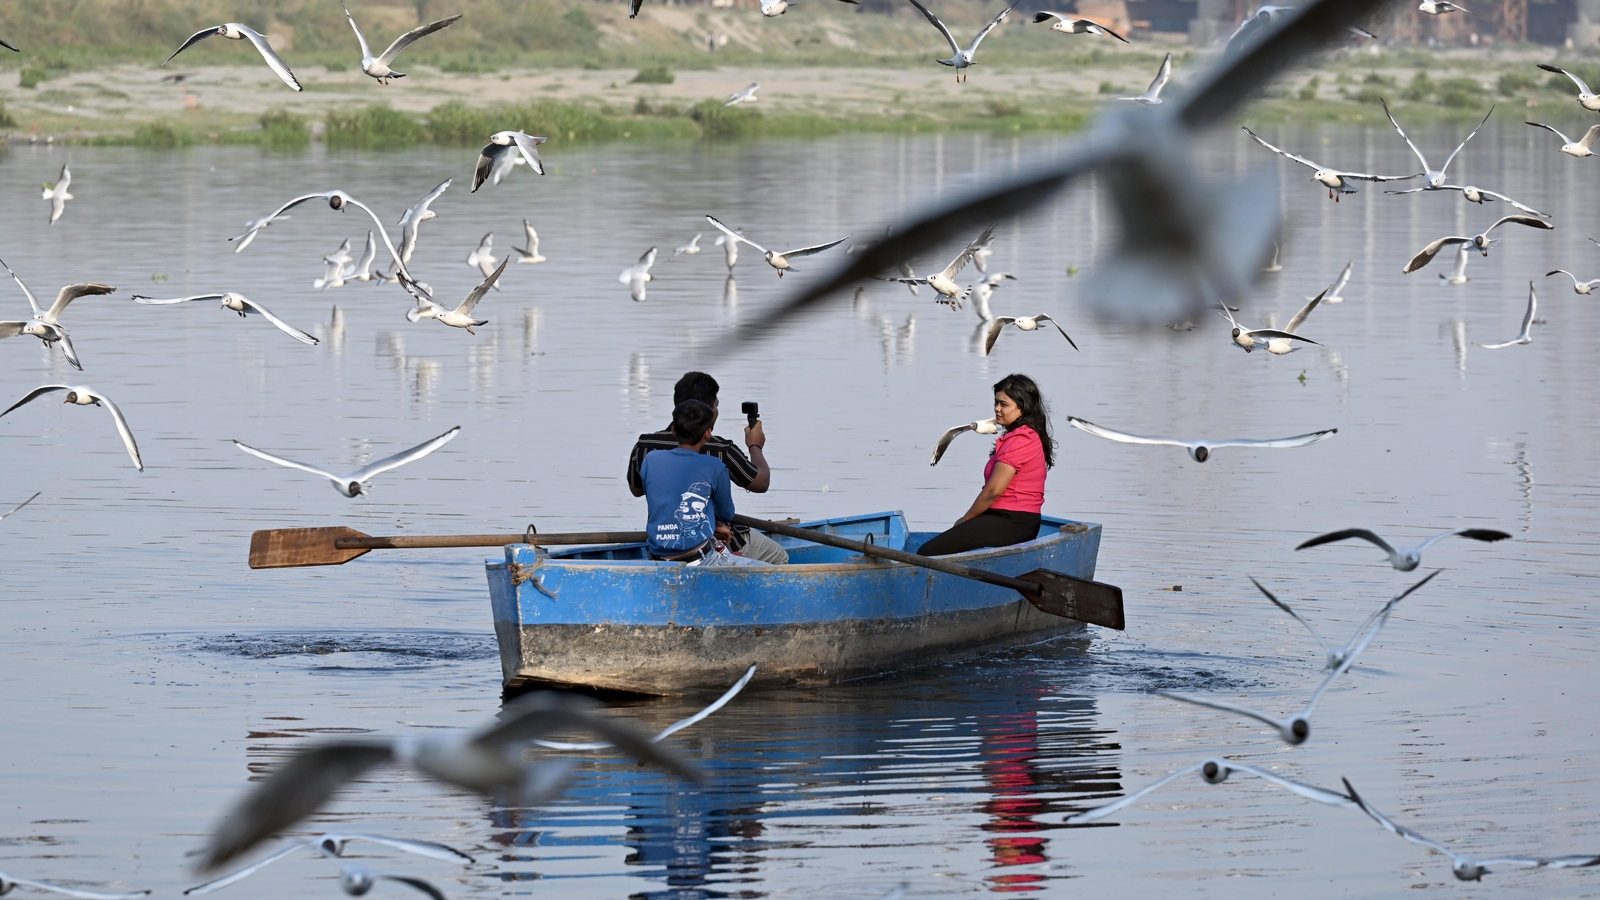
918, 374, 1055, 556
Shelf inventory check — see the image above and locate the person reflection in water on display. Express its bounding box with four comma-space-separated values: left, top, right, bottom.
918, 374, 1055, 556
980, 708, 1050, 892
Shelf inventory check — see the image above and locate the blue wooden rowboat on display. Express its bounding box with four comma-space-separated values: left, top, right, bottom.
485, 510, 1103, 695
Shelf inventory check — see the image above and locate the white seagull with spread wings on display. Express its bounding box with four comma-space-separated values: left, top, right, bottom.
930, 418, 998, 466
472, 132, 547, 192
131, 293, 318, 345
1539, 63, 1600, 111
162, 23, 300, 91
1066, 416, 1336, 463
0, 259, 115, 371
904, 0, 1017, 82
2, 385, 143, 471
1031, 12, 1128, 41
706, 216, 850, 277
1403, 215, 1553, 273
1242, 126, 1420, 200
1527, 119, 1600, 157
881, 224, 996, 307
1383, 100, 1491, 188
1118, 52, 1172, 104
342, 3, 461, 84
234, 427, 461, 497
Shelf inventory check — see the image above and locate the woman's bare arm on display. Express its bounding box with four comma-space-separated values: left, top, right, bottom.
955, 462, 1016, 524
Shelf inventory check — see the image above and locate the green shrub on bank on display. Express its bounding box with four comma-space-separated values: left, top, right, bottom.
326, 105, 425, 149
1436, 76, 1486, 109
0, 97, 14, 128
259, 107, 309, 149
690, 99, 759, 138
18, 67, 46, 89
132, 120, 193, 148
631, 64, 674, 84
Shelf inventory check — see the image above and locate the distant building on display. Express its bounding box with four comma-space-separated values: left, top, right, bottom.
1177, 0, 1591, 47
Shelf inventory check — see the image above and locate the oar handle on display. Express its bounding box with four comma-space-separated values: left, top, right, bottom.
335, 532, 648, 550
731, 514, 1041, 596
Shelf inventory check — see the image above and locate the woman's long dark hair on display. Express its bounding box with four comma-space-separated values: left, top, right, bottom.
992, 374, 1055, 468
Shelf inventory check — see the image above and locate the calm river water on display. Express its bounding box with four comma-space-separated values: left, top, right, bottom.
1, 122, 1597, 899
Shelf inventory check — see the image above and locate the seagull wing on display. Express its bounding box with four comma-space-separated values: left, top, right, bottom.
1539, 63, 1593, 95
981, 318, 1014, 356
1242, 327, 1318, 345
0, 321, 23, 338
183, 844, 309, 895
348, 426, 461, 483
1414, 528, 1509, 553
57, 331, 83, 371
377, 14, 461, 65
1209, 428, 1338, 450
236, 193, 335, 249
0, 257, 43, 316
637, 247, 658, 273
233, 441, 344, 483
0, 491, 40, 519
47, 283, 116, 321
1467, 187, 1548, 217
162, 26, 223, 65
1526, 120, 1572, 144
1579, 123, 1600, 149
199, 743, 397, 871
236, 25, 302, 91
1479, 855, 1600, 870
131, 294, 224, 305
1329, 260, 1352, 295
706, 215, 767, 253
939, 224, 997, 281
339, 835, 474, 865
1284, 286, 1326, 334
1250, 576, 1335, 663
341, 4, 373, 59
539, 664, 757, 749
1305, 570, 1442, 718
1086, 21, 1130, 42
904, 0, 962, 56
967, 2, 1017, 55
92, 394, 144, 471
472, 693, 705, 784
930, 422, 978, 465
1382, 98, 1433, 172
512, 132, 547, 175
1066, 416, 1190, 449
457, 258, 508, 315
1, 385, 73, 418
472, 143, 509, 192
4, 878, 149, 900
1483, 214, 1554, 237
234, 297, 318, 345
376, 875, 446, 900
1341, 779, 1456, 858
1155, 690, 1287, 732
1035, 314, 1079, 350
1032, 11, 1067, 23
1143, 52, 1173, 99
1062, 764, 1205, 824
1226, 763, 1356, 808
1240, 126, 1324, 171
1516, 281, 1536, 339
1439, 104, 1493, 175
780, 235, 852, 259
1404, 237, 1471, 274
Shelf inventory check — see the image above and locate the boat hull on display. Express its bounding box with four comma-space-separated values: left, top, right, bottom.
486, 511, 1101, 694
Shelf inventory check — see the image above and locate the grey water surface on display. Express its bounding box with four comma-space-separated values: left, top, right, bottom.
1, 123, 1597, 899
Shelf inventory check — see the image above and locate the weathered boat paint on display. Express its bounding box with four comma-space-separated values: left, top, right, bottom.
485, 510, 1102, 694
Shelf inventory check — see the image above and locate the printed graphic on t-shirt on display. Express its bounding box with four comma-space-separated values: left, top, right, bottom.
654, 480, 715, 549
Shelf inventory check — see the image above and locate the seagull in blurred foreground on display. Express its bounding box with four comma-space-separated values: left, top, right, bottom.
131, 293, 318, 345
1, 385, 143, 471
1159, 571, 1439, 745
881, 224, 996, 307
983, 314, 1078, 356
1548, 268, 1600, 294
1418, 0, 1469, 13
42, 165, 73, 225
1064, 757, 1353, 824
706, 216, 850, 277
1066, 416, 1336, 463
0, 492, 39, 521
1342, 778, 1600, 882
466, 233, 502, 287
342, 3, 461, 84
1031, 12, 1128, 41
1251, 574, 1423, 670
0, 871, 148, 900
930, 417, 998, 465
1243, 126, 1420, 200
0, 260, 115, 371
185, 834, 471, 896
1403, 216, 1553, 273
1384, 100, 1489, 189
620, 248, 657, 301
1118, 53, 1172, 104
675, 234, 703, 256
514, 220, 546, 263
1475, 281, 1537, 349
1527, 120, 1600, 157
472, 132, 546, 191
162, 23, 301, 91
904, 0, 1017, 83
1539, 63, 1600, 112
723, 83, 759, 107
234, 426, 459, 497
195, 692, 702, 872
535, 665, 756, 750
1296, 527, 1509, 570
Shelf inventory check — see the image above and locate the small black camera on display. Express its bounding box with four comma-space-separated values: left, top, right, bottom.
741, 401, 759, 426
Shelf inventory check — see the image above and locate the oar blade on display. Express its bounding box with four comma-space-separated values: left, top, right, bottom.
1017, 569, 1125, 630
249, 526, 372, 569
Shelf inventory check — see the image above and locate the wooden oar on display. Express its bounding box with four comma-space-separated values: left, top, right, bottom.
248, 525, 647, 570
733, 514, 1125, 630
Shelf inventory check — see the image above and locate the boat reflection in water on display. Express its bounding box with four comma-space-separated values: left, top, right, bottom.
483, 668, 1121, 897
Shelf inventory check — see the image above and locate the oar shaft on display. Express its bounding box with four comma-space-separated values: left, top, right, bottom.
731, 514, 1040, 597
336, 532, 647, 550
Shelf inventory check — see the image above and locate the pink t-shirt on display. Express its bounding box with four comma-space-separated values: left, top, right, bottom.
983, 425, 1047, 514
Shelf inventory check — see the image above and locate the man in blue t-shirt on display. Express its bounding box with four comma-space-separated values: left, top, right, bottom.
640, 399, 772, 567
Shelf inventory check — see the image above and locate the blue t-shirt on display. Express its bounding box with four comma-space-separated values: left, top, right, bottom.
639, 447, 735, 554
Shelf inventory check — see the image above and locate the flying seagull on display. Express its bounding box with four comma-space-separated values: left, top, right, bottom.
2, 385, 143, 471
0, 492, 40, 522
1159, 571, 1439, 744
386, 179, 451, 279
195, 692, 702, 871
706, 216, 849, 277
161, 24, 301, 91
233, 427, 460, 497
342, 232, 379, 283
1343, 778, 1600, 882
235, 190, 412, 283
1252, 575, 1419, 670
1402, 215, 1553, 273
930, 417, 998, 465
1242, 126, 1420, 200
1066, 416, 1336, 462
723, 83, 759, 107
1321, 260, 1352, 302
535, 665, 757, 750
405, 259, 506, 333
42, 164, 73, 226
1477, 282, 1540, 349
1063, 757, 1354, 825
904, 0, 1017, 83
1118, 52, 1172, 103
1296, 526, 1509, 570
1526, 120, 1600, 157
619, 248, 657, 302
185, 834, 471, 896
971, 271, 1017, 321
341, 3, 461, 84
1547, 268, 1600, 295
1031, 12, 1128, 41
881, 223, 996, 306
514, 220, 546, 263
983, 314, 1078, 356
466, 233, 501, 286
1384, 182, 1548, 217
131, 293, 318, 345
675, 234, 702, 256
1418, 0, 1469, 13
0, 871, 147, 900
472, 132, 547, 192
714, 229, 739, 271
1383, 100, 1491, 188
1538, 63, 1600, 111
0, 259, 115, 371
1218, 302, 1319, 354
